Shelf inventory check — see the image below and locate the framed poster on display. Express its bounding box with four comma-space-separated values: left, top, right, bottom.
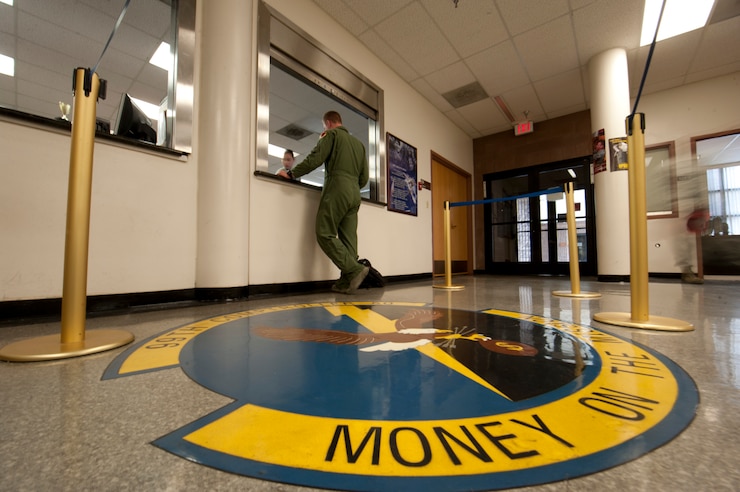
386, 133, 418, 216
592, 129, 606, 174
609, 136, 629, 171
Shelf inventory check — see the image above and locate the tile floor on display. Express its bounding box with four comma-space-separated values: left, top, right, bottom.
1, 275, 738, 491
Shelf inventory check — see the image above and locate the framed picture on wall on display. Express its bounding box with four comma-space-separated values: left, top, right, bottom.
386, 133, 418, 216
609, 137, 629, 171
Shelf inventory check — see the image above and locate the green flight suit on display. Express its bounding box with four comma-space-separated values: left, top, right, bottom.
291, 126, 369, 286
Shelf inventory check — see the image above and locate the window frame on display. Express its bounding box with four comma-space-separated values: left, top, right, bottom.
692, 128, 740, 235
0, 0, 194, 155
645, 141, 679, 219
255, 1, 386, 205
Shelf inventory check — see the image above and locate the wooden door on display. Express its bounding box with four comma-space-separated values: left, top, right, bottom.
432, 154, 472, 276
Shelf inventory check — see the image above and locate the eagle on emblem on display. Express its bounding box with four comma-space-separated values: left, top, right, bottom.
252, 308, 536, 356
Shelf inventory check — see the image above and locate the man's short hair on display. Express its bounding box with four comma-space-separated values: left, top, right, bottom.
323, 111, 342, 125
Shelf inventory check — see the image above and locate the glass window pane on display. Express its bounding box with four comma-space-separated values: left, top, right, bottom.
645, 145, 676, 215
0, 0, 188, 149
267, 61, 375, 197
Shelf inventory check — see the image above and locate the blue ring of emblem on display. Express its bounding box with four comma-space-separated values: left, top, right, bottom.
105, 303, 699, 491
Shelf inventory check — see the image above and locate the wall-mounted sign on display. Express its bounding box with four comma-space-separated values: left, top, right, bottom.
387, 133, 418, 216
593, 129, 606, 174
514, 120, 533, 136
609, 136, 629, 171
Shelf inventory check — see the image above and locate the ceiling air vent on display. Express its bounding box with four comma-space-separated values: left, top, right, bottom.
276, 123, 314, 140
442, 82, 489, 109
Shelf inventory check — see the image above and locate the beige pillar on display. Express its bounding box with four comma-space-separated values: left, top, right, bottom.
589, 48, 631, 279
195, 0, 255, 293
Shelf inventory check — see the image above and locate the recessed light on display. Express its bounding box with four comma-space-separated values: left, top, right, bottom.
641, 0, 715, 46
149, 42, 172, 71
0, 53, 14, 77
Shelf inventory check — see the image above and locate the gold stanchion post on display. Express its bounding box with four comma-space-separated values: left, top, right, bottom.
434, 201, 464, 290
0, 68, 135, 361
553, 182, 601, 299
594, 113, 693, 331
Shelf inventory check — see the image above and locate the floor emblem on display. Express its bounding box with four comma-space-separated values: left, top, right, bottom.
103, 302, 698, 491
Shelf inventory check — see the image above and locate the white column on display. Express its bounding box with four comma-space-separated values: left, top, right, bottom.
589, 48, 631, 279
195, 0, 254, 291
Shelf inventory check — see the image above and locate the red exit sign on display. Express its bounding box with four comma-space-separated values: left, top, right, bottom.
514, 120, 533, 136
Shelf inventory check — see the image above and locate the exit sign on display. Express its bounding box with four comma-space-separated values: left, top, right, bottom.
514, 120, 534, 136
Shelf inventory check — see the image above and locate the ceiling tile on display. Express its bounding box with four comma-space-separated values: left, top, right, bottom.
410, 77, 454, 112
533, 68, 585, 114
465, 40, 529, 96
359, 29, 420, 82
684, 61, 740, 84
16, 38, 78, 81
373, 2, 459, 76
638, 75, 686, 97
691, 16, 740, 72
513, 14, 579, 81
499, 84, 544, 122
109, 23, 162, 61
629, 31, 701, 91
572, 0, 644, 66
19, 0, 115, 44
546, 102, 588, 120
311, 0, 369, 36
0, 4, 15, 35
496, 0, 570, 36
16, 60, 72, 96
117, 0, 171, 38
340, 0, 414, 27
17, 11, 101, 63
96, 48, 149, 86
444, 108, 483, 138
0, 87, 16, 107
18, 79, 71, 119
421, 0, 508, 58
456, 97, 504, 131
424, 61, 476, 94
0, 32, 16, 57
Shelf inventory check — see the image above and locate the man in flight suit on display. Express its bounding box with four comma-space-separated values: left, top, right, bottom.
278, 111, 370, 293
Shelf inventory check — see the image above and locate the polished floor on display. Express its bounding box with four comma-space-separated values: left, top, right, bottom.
1, 275, 738, 491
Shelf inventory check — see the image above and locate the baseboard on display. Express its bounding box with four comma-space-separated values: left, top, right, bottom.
597, 274, 631, 283
0, 273, 432, 325
0, 288, 197, 325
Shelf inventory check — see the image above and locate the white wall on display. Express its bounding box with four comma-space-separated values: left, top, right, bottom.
0, 121, 197, 301
640, 71, 740, 273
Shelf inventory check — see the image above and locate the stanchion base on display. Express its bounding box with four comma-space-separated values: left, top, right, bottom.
593, 312, 693, 332
0, 329, 135, 362
433, 284, 465, 291
552, 290, 602, 299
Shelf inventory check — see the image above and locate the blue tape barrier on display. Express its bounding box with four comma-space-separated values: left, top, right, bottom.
449, 186, 564, 208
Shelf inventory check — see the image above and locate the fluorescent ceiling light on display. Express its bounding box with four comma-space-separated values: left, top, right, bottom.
130, 96, 161, 121
641, 0, 715, 46
0, 0, 13, 6
268, 144, 299, 159
149, 42, 172, 71
268, 144, 286, 159
0, 53, 14, 76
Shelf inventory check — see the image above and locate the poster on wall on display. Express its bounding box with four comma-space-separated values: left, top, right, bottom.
609, 137, 629, 171
592, 129, 606, 174
387, 133, 418, 216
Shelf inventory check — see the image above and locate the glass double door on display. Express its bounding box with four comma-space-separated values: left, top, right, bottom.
483, 158, 596, 276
